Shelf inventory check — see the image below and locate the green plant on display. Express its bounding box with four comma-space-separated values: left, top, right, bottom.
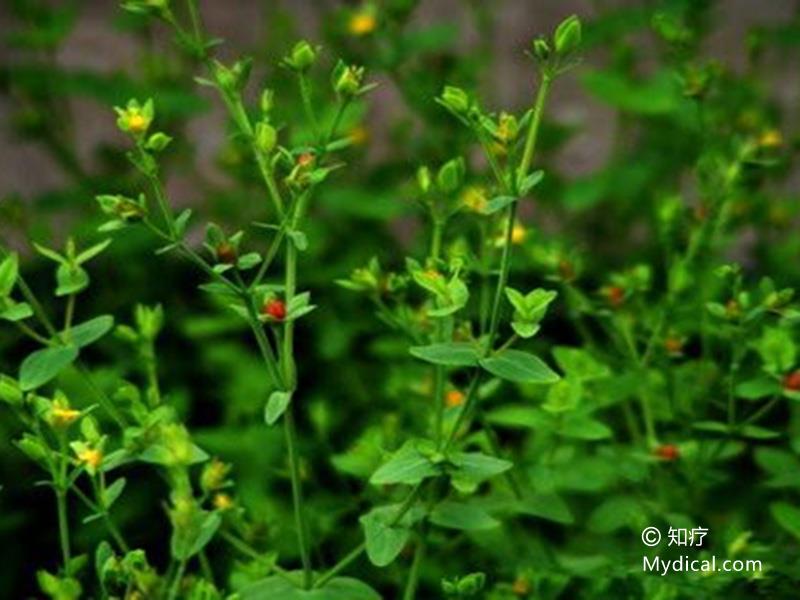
3, 2, 800, 599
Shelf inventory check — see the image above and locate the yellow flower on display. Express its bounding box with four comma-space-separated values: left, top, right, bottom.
78, 448, 103, 470
201, 458, 231, 492
349, 12, 377, 36
460, 186, 487, 213
494, 222, 527, 247
511, 223, 527, 244
115, 98, 154, 137
349, 125, 369, 146
444, 389, 465, 408
49, 404, 80, 429
213, 493, 234, 511
512, 575, 531, 596
759, 129, 782, 148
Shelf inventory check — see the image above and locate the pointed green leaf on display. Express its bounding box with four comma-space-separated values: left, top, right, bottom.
360, 508, 410, 567
479, 350, 560, 384
63, 315, 114, 348
409, 342, 480, 367
370, 440, 438, 486
430, 501, 499, 530
239, 575, 380, 600
19, 346, 79, 391
265, 391, 292, 425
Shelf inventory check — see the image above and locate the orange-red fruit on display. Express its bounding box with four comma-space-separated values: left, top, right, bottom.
297, 152, 315, 167
216, 242, 237, 264
654, 444, 680, 461
262, 299, 286, 321
664, 337, 683, 355
783, 370, 800, 392
607, 285, 625, 307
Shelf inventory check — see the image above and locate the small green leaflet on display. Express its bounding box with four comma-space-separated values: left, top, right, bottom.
171, 510, 221, 560
771, 502, 800, 541
479, 349, 560, 384
360, 506, 412, 567
430, 501, 499, 531
370, 440, 439, 486
19, 346, 79, 391
63, 315, 115, 348
409, 342, 479, 367
264, 390, 292, 425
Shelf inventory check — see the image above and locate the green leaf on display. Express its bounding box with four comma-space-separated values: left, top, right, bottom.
360, 507, 410, 567
0, 252, 19, 297
55, 264, 89, 297
516, 492, 574, 524
449, 452, 512, 489
581, 70, 682, 114
479, 350, 560, 384
518, 170, 544, 196
264, 391, 292, 425
560, 416, 612, 440
19, 346, 79, 391
409, 342, 480, 367
171, 510, 221, 560
103, 478, 126, 508
288, 230, 308, 251
771, 502, 800, 541
736, 376, 780, 400
237, 252, 262, 270
480, 195, 516, 215
63, 315, 114, 348
239, 575, 380, 600
75, 239, 111, 264
33, 243, 66, 264
739, 424, 781, 440
0, 301, 33, 322
430, 501, 499, 531
370, 440, 438, 486
552, 347, 610, 381
588, 496, 644, 533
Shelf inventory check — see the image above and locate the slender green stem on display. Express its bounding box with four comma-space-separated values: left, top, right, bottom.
284, 409, 313, 588
56, 435, 71, 569
516, 74, 552, 189
64, 293, 76, 333
56, 489, 71, 569
313, 542, 366, 589
298, 73, 320, 140
219, 530, 297, 583
313, 484, 423, 589
167, 559, 187, 600
402, 537, 425, 600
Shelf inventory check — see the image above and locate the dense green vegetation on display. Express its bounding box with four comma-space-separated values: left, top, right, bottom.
2, 1, 800, 598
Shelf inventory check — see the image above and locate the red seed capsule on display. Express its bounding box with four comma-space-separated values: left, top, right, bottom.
654, 444, 680, 461
783, 370, 800, 392
216, 242, 237, 264
261, 299, 286, 321
607, 285, 625, 307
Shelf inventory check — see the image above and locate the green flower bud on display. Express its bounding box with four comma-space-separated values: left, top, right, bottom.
532, 36, 551, 62
457, 572, 486, 595
135, 304, 164, 341
144, 132, 172, 153
417, 166, 432, 193
255, 121, 277, 153
96, 194, 147, 222
287, 40, 317, 71
260, 89, 275, 114
436, 157, 465, 194
332, 61, 365, 96
439, 85, 470, 115
554, 15, 581, 56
